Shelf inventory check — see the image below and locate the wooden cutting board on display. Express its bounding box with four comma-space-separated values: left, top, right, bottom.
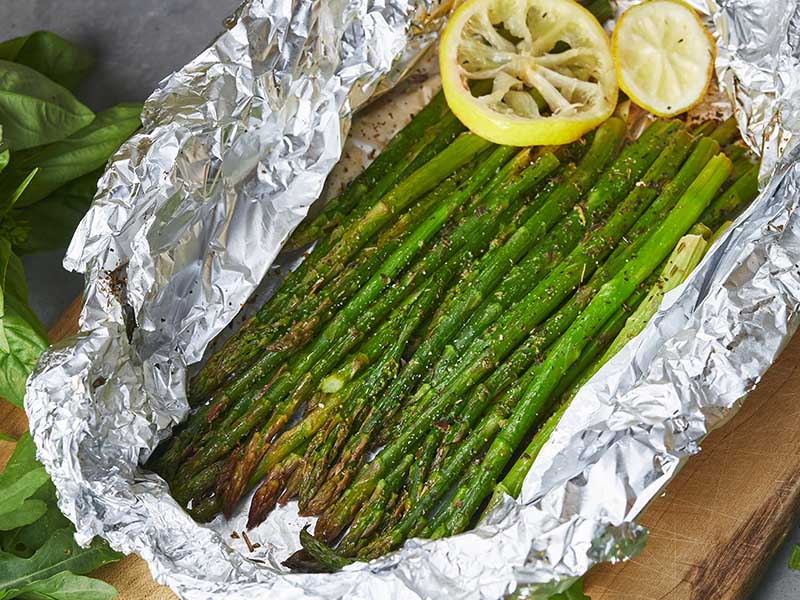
2, 298, 799, 600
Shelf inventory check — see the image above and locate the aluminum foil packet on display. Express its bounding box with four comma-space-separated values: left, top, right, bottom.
23, 0, 800, 599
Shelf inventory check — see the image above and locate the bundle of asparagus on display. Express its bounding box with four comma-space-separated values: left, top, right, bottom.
147, 75, 759, 568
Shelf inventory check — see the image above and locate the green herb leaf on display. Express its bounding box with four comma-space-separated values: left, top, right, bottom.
1, 170, 39, 219
0, 292, 48, 408
1, 482, 71, 558
0, 433, 15, 443
0, 528, 121, 595
0, 435, 45, 496
0, 435, 49, 531
0, 126, 9, 175
11, 170, 101, 255
11, 571, 117, 600
0, 436, 122, 595
549, 579, 590, 600
0, 61, 94, 151
0, 500, 48, 532
0, 32, 93, 92
0, 238, 14, 353
3, 251, 28, 306
0, 471, 49, 522
0, 104, 141, 207
789, 544, 800, 571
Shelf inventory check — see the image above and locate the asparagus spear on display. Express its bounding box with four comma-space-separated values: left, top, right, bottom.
430, 155, 732, 538
188, 92, 459, 400
188, 133, 492, 401
494, 232, 710, 507
386, 129, 699, 521
416, 120, 681, 390
334, 453, 415, 556
313, 129, 705, 543
237, 247, 454, 517
305, 120, 626, 517
176, 147, 557, 495
691, 120, 717, 137
700, 163, 759, 229
709, 116, 739, 146
156, 159, 486, 479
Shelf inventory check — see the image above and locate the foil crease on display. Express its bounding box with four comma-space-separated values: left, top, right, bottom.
23, 0, 800, 599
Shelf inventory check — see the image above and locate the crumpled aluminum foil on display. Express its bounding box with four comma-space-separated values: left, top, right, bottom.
23, 0, 800, 598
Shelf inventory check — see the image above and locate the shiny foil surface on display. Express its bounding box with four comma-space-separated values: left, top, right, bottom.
24, 0, 800, 599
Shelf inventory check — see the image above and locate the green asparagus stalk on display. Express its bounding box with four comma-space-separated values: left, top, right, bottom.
241, 447, 307, 528
305, 120, 626, 518
179, 147, 561, 508
392, 126, 691, 492
430, 155, 732, 538
730, 154, 755, 182
492, 232, 710, 507
334, 453, 415, 556
313, 129, 707, 544
599, 234, 708, 364
188, 133, 492, 400
699, 163, 759, 229
691, 120, 717, 137
223, 151, 561, 512
723, 142, 748, 167
709, 116, 739, 146
418, 120, 682, 389
188, 92, 459, 400
581, 0, 613, 22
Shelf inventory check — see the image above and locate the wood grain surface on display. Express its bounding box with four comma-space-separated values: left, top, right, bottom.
2, 299, 798, 600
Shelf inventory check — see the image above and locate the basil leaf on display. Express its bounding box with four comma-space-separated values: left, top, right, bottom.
0, 32, 93, 92
4, 251, 28, 306
0, 104, 141, 207
0, 239, 14, 352
0, 435, 39, 476
0, 293, 48, 408
0, 433, 15, 443
0, 61, 94, 151
0, 126, 9, 175
790, 544, 800, 571
0, 482, 70, 558
14, 571, 117, 600
0, 472, 48, 523
0, 528, 120, 595
0, 435, 48, 529
534, 579, 589, 600
11, 170, 101, 255
0, 500, 48, 532
1, 170, 39, 219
